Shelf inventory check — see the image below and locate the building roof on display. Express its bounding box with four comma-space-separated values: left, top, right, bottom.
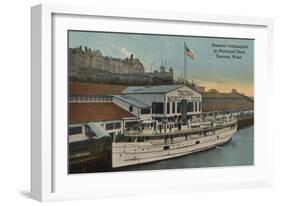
202, 92, 253, 102
69, 102, 136, 124
69, 82, 127, 96
201, 91, 253, 112
122, 84, 184, 94
113, 95, 151, 108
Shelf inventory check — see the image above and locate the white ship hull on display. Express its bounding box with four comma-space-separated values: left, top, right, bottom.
112, 125, 237, 168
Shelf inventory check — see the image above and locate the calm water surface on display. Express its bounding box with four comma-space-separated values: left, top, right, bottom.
118, 126, 254, 171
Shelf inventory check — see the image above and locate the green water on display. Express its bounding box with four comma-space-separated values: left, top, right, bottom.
121, 126, 254, 171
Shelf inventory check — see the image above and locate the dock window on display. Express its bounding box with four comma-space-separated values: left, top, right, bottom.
69, 126, 82, 135
152, 102, 164, 114
114, 122, 121, 129
105, 123, 114, 130
167, 102, 170, 114
106, 122, 121, 130
125, 121, 139, 129
141, 108, 150, 114
129, 105, 133, 112
194, 101, 197, 112
187, 102, 193, 112
177, 102, 182, 113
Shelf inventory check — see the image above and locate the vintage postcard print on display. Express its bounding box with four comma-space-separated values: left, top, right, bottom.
68, 31, 254, 174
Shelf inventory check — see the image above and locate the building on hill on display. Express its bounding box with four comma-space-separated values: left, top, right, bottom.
146, 65, 174, 84
68, 46, 174, 85
68, 46, 145, 75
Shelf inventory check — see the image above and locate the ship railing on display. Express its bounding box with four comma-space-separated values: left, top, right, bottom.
124, 120, 237, 138
123, 118, 237, 137
124, 130, 157, 136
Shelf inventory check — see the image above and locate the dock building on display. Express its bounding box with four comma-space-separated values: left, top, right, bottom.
69, 83, 202, 139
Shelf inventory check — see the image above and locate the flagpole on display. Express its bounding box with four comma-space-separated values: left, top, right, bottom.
184, 42, 187, 85
184, 41, 185, 84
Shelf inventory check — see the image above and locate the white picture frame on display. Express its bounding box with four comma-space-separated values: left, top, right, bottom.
31, 3, 274, 202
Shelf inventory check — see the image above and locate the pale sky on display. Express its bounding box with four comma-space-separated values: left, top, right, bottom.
69, 31, 254, 96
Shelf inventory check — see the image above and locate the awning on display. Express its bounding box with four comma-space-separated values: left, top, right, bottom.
87, 122, 109, 139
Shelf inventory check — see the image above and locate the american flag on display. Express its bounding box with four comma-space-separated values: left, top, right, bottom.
185, 46, 194, 60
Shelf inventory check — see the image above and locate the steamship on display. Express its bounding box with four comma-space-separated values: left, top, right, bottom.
112, 116, 237, 168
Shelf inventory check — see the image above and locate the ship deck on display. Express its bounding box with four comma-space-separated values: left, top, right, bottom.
123, 119, 237, 138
